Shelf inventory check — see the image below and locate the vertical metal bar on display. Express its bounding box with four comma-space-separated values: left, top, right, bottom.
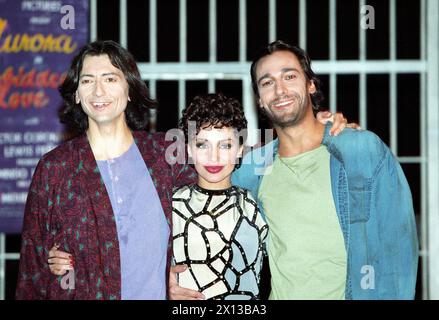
208, 79, 215, 94
178, 0, 187, 118
243, 77, 258, 146
389, 71, 397, 155
359, 0, 366, 61
359, 0, 367, 129
209, 0, 216, 93
329, 75, 337, 114
329, 0, 337, 60
90, 0, 98, 42
209, 0, 217, 63
268, 0, 276, 42
359, 73, 367, 129
420, 0, 428, 301
421, 0, 427, 66
239, 0, 247, 62
390, 0, 397, 60
0, 233, 5, 300
150, 0, 157, 63
149, 79, 157, 133
180, 0, 187, 63
329, 0, 337, 113
299, 0, 307, 49
389, 0, 397, 155
427, 0, 439, 300
149, 80, 157, 100
149, 0, 158, 132
119, 0, 127, 48
239, 1, 253, 146
178, 80, 186, 119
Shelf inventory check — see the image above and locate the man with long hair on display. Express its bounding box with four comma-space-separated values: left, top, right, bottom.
15, 40, 197, 299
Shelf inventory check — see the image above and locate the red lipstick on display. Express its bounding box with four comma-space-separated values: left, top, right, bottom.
204, 166, 224, 173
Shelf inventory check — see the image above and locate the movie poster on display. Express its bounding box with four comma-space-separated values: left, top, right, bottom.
0, 0, 89, 233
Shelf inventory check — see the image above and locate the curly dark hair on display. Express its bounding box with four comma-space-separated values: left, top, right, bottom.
59, 40, 157, 134
179, 93, 248, 169
250, 40, 324, 112
179, 93, 248, 145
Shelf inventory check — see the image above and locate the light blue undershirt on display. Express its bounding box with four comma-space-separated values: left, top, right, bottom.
97, 142, 169, 300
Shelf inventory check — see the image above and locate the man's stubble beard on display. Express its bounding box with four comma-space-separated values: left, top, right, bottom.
263, 92, 310, 129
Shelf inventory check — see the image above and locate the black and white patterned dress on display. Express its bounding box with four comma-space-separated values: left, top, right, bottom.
172, 184, 268, 300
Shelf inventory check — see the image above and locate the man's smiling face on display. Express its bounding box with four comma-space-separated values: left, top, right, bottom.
76, 54, 130, 128
256, 50, 316, 128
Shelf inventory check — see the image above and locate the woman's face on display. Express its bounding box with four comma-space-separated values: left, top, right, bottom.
188, 126, 243, 190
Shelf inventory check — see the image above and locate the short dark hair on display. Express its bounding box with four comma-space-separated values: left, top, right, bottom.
59, 40, 156, 134
250, 40, 324, 111
179, 93, 248, 144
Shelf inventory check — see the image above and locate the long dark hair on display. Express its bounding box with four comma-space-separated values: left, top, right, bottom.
250, 40, 324, 112
59, 40, 156, 134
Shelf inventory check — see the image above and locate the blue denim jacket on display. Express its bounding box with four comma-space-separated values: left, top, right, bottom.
232, 123, 419, 299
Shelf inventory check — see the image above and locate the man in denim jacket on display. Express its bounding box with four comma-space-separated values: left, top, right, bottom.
232, 40, 418, 299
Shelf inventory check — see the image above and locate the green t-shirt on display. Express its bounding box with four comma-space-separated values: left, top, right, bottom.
258, 145, 347, 300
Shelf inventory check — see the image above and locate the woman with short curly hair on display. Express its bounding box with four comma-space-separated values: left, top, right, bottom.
171, 93, 268, 300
